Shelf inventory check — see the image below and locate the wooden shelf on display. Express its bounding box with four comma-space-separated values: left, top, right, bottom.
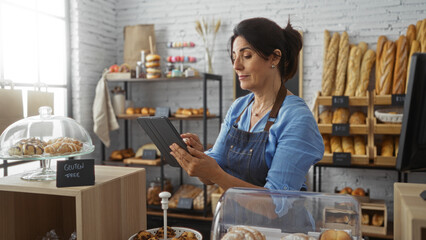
317, 94, 369, 106
106, 76, 203, 82
319, 152, 370, 165
147, 210, 213, 221
372, 118, 401, 134
373, 94, 393, 105
318, 123, 369, 134
0, 166, 146, 240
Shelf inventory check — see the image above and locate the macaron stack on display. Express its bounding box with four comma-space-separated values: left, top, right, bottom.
145, 54, 161, 79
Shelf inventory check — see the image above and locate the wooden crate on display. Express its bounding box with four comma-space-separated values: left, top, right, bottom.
323, 207, 358, 233
360, 200, 387, 235
373, 146, 397, 167
0, 166, 146, 240
319, 146, 370, 165
372, 118, 401, 134
316, 91, 369, 106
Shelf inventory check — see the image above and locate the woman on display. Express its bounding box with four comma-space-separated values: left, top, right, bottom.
170, 17, 324, 193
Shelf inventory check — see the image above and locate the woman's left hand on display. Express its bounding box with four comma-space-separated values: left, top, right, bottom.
169, 143, 221, 183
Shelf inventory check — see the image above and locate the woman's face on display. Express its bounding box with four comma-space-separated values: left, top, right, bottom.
232, 36, 275, 92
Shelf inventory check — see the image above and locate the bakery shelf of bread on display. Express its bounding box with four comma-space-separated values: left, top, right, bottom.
372, 117, 401, 134
335, 187, 370, 203
361, 200, 387, 235
373, 134, 399, 166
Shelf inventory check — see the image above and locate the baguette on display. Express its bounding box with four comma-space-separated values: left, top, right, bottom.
322, 32, 340, 96
406, 24, 416, 53
345, 46, 362, 96
323, 30, 331, 69
381, 136, 394, 157
416, 19, 423, 42
422, 19, 426, 52
354, 135, 366, 155
331, 136, 343, 153
334, 31, 350, 96
356, 49, 376, 96
332, 108, 350, 124
323, 134, 331, 154
375, 36, 388, 94
342, 136, 355, 154
319, 109, 333, 124
377, 41, 396, 95
406, 40, 421, 92
358, 41, 368, 58
392, 35, 408, 94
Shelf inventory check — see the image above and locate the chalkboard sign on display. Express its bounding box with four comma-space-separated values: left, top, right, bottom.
332, 124, 350, 136
56, 159, 95, 188
177, 197, 193, 209
391, 94, 405, 106
333, 152, 351, 166
155, 107, 170, 117
332, 96, 349, 108
142, 149, 157, 160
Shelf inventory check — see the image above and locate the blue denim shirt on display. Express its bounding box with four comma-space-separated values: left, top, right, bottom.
206, 93, 324, 191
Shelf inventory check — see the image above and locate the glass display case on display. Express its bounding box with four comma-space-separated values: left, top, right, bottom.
0, 106, 94, 180
211, 188, 362, 240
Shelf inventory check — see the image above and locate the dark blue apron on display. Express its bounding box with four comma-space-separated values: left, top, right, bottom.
219, 83, 287, 187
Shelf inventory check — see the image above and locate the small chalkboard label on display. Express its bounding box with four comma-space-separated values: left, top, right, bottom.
177, 197, 193, 209
332, 124, 350, 136
142, 149, 157, 160
391, 94, 405, 106
333, 152, 351, 166
56, 159, 95, 188
155, 107, 170, 117
332, 96, 349, 108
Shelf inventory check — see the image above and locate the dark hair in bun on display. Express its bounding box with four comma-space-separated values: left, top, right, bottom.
229, 17, 303, 82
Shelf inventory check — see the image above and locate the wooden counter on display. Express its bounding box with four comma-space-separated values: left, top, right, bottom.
0, 165, 146, 240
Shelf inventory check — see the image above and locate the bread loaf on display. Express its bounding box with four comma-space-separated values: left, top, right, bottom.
331, 136, 343, 153
406, 24, 417, 53
406, 40, 421, 92
358, 41, 368, 58
319, 109, 333, 124
392, 35, 408, 94
395, 136, 400, 157
333, 31, 350, 96
322, 32, 340, 96
356, 49, 376, 96
342, 136, 355, 154
345, 46, 362, 96
354, 135, 366, 155
349, 111, 366, 124
377, 41, 396, 95
416, 19, 423, 42
332, 108, 350, 124
323, 134, 331, 154
323, 30, 331, 70
422, 19, 426, 52
319, 230, 351, 240
381, 135, 394, 157
375, 36, 388, 92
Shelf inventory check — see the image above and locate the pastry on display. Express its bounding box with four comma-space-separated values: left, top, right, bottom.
149, 108, 156, 115
349, 111, 366, 124
342, 136, 355, 154
375, 35, 388, 89
362, 213, 370, 225
372, 213, 384, 226
352, 187, 366, 196
331, 136, 343, 153
323, 134, 331, 154
133, 230, 154, 240
44, 137, 83, 155
381, 135, 394, 156
8, 137, 46, 156
319, 109, 333, 124
339, 187, 352, 194
392, 35, 408, 94
319, 229, 351, 240
155, 226, 176, 239
134, 108, 142, 114
332, 108, 350, 124
174, 232, 197, 240
110, 150, 123, 160
322, 32, 340, 96
282, 233, 316, 240
344, 46, 362, 96
354, 135, 366, 155
356, 49, 376, 96
126, 107, 135, 115
221, 231, 245, 240
333, 31, 349, 96
146, 54, 161, 62
228, 226, 266, 240
376, 40, 396, 95
142, 107, 149, 115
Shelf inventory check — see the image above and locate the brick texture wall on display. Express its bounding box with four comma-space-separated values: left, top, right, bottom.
70, 0, 426, 219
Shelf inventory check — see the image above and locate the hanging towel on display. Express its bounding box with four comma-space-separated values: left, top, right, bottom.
93, 69, 119, 147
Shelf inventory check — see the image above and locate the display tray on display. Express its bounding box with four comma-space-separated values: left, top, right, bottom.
147, 204, 211, 215
173, 114, 216, 118
0, 143, 95, 160
123, 157, 161, 166
129, 227, 202, 240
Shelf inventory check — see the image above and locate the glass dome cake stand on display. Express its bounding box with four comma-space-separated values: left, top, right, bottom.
0, 106, 95, 181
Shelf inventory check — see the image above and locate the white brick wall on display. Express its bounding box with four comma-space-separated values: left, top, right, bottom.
71, 0, 426, 219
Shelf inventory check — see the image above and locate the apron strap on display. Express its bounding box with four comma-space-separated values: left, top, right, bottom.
264, 83, 287, 131
234, 97, 254, 125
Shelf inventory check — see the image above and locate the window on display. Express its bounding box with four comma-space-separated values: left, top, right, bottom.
0, 0, 70, 177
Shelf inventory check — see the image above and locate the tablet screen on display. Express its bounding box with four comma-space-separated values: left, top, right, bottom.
137, 116, 187, 167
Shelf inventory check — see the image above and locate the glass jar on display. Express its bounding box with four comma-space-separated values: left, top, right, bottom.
111, 86, 125, 115
147, 177, 173, 205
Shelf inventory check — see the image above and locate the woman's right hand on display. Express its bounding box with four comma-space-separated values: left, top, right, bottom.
181, 133, 204, 152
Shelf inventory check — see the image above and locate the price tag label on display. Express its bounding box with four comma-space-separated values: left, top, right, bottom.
142, 149, 157, 160
56, 159, 95, 188
177, 197, 193, 209
332, 96, 349, 108
332, 124, 350, 136
333, 153, 351, 166
391, 94, 405, 106
155, 107, 170, 117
